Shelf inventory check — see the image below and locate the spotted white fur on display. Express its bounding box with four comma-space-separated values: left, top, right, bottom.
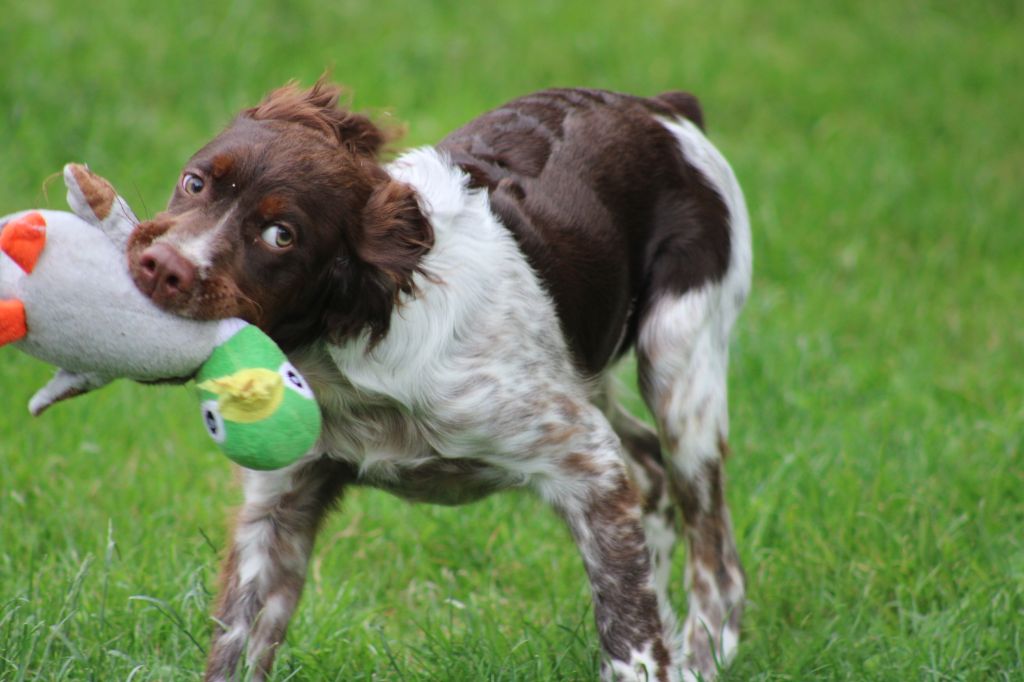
644, 509, 677, 605
606, 642, 670, 682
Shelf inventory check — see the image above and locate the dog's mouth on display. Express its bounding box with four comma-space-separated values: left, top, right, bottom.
126, 219, 259, 323
129, 261, 259, 325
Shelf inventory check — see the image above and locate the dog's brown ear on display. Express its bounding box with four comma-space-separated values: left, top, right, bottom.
247, 78, 387, 156
321, 178, 434, 347
356, 180, 434, 338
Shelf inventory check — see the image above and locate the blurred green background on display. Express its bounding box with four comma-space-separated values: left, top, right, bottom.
1, 1, 1021, 680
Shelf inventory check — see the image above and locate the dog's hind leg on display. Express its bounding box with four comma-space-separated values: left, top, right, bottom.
204, 456, 352, 682
637, 290, 745, 680
527, 400, 677, 682
603, 396, 679, 617
636, 116, 752, 680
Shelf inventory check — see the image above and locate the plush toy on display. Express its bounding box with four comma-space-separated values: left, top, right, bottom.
0, 164, 321, 470
194, 321, 320, 470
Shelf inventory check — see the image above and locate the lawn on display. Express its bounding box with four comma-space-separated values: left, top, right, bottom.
1, 1, 1021, 680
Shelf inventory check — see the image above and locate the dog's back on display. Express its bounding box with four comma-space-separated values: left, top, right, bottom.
438, 88, 732, 375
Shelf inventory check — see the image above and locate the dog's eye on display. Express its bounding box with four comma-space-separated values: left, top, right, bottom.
182, 173, 205, 195
260, 225, 294, 249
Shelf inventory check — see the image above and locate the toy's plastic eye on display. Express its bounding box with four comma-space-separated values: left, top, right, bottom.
260, 225, 294, 249
182, 173, 205, 195
201, 400, 227, 443
279, 361, 314, 400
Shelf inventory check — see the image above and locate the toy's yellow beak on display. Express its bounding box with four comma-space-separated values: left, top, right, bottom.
198, 368, 283, 423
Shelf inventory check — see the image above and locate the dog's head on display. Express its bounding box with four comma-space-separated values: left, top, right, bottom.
128, 80, 433, 351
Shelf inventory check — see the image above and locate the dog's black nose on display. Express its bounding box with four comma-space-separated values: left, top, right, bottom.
137, 242, 196, 306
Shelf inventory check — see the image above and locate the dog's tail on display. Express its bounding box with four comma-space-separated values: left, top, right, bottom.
652, 91, 705, 131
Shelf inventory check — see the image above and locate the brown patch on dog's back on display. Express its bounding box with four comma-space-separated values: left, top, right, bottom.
439, 88, 731, 376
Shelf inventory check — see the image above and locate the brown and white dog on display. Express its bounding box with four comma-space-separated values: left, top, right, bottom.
127, 81, 751, 682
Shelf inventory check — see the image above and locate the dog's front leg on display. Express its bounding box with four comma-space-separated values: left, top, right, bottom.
205, 457, 351, 682
533, 418, 677, 682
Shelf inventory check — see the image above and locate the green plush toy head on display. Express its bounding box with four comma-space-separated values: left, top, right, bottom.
195, 321, 321, 470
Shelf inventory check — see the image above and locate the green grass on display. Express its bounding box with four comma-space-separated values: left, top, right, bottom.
1, 0, 1022, 679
